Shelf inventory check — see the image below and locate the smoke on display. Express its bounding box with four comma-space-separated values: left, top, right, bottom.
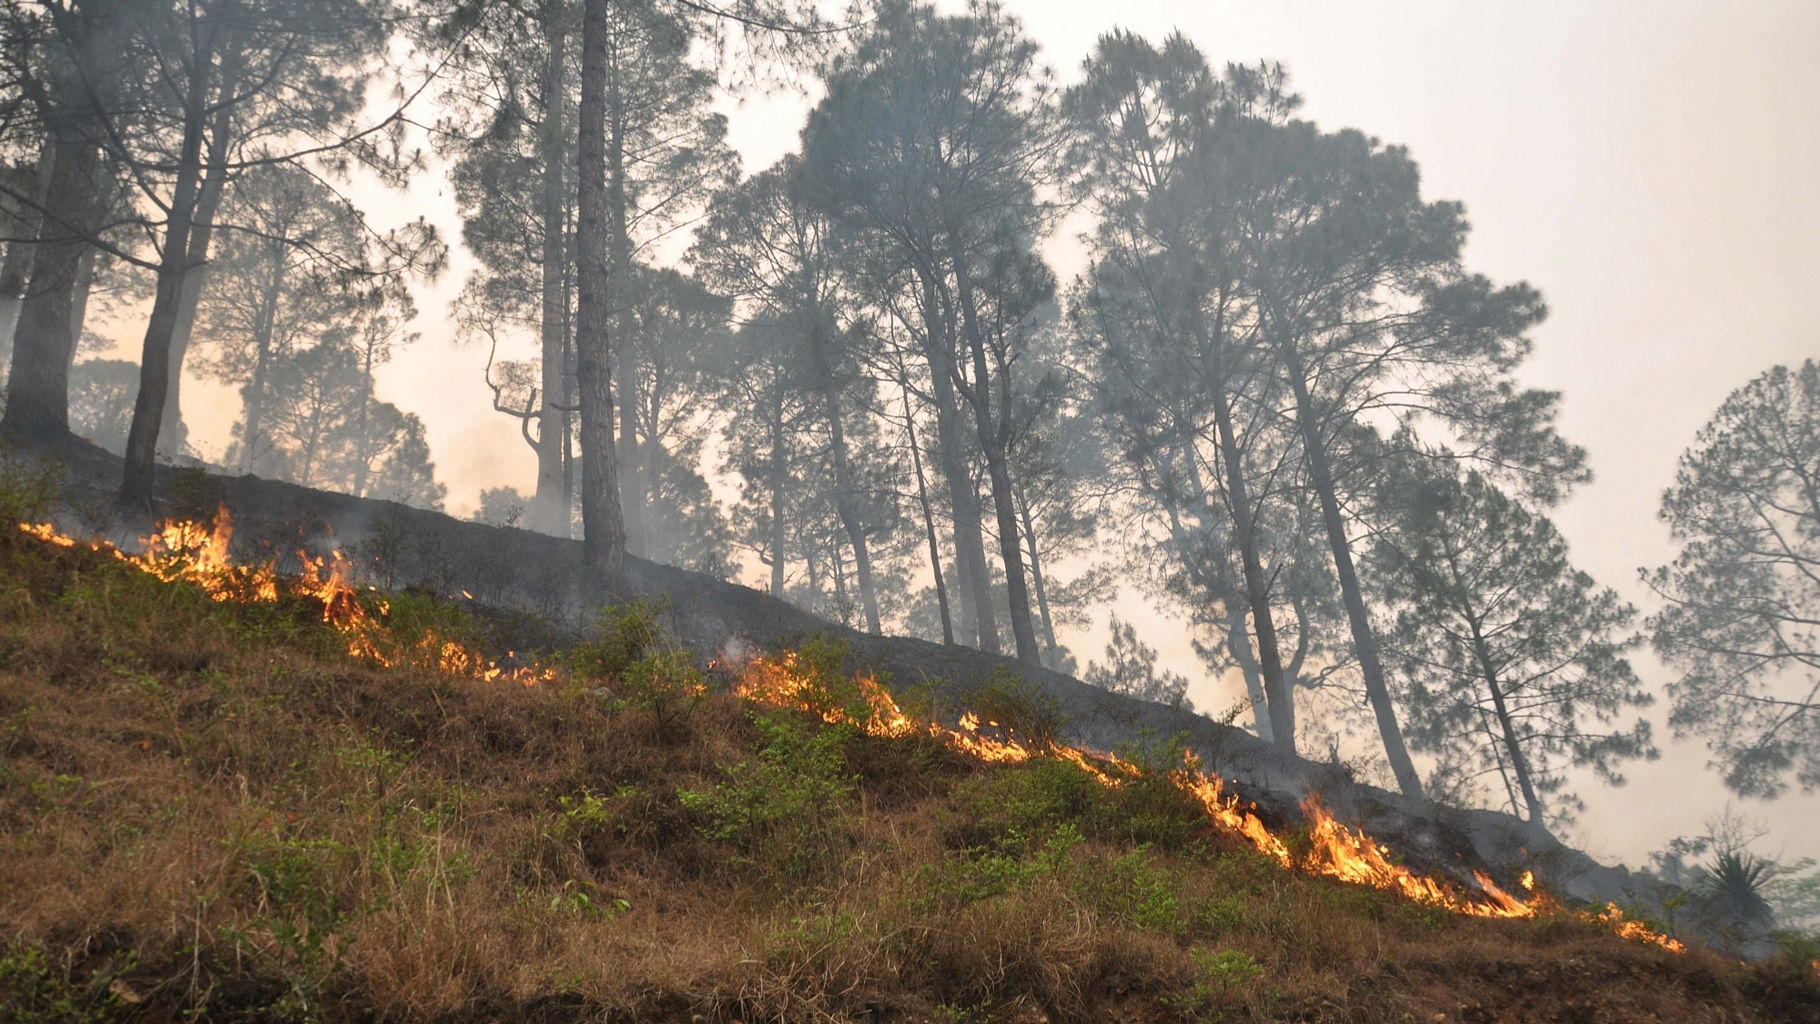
719, 634, 755, 669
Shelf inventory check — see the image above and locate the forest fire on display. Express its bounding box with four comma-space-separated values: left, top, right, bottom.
7, 515, 1688, 951
730, 649, 1534, 918
729, 648, 1699, 941
1592, 904, 1688, 953
15, 508, 550, 686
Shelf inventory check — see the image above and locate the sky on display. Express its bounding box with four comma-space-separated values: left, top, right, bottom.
163, 1, 1820, 872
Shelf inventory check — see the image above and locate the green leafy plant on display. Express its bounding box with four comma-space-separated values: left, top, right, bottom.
1165, 947, 1265, 1020
788, 633, 876, 723
969, 667, 1066, 751
231, 831, 357, 1021
0, 447, 62, 527
913, 825, 1082, 913
952, 756, 1098, 853
1076, 847, 1180, 933
571, 602, 664, 681
677, 711, 855, 882
1099, 732, 1207, 847
616, 649, 706, 739
0, 943, 131, 1024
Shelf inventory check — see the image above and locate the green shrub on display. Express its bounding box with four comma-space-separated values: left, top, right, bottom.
0, 447, 62, 527
677, 711, 855, 882
1771, 928, 1820, 962
952, 757, 1098, 853
166, 464, 225, 522
571, 602, 664, 681
1096, 778, 1206, 851
1193, 894, 1251, 937
0, 943, 131, 1024
1076, 847, 1180, 933
969, 667, 1066, 750
617, 649, 706, 739
914, 825, 1081, 913
1165, 947, 1265, 1020
789, 633, 877, 723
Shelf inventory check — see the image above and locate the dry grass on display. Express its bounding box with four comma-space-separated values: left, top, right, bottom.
1, 529, 1814, 1023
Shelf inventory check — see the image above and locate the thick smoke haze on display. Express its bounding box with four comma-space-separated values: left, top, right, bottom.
78, 0, 1820, 870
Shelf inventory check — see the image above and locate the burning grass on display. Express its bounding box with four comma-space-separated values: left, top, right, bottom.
0, 515, 1812, 1022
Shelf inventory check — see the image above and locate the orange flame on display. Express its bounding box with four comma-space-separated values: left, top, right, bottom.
729, 650, 1530, 917
724, 648, 1701, 945
9, 519, 1692, 953
1589, 903, 1687, 953
16, 509, 551, 686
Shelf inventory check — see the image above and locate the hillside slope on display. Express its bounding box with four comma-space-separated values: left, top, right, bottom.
3, 447, 1818, 1021
24, 437, 1672, 908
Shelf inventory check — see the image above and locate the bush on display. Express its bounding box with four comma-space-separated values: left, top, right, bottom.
0, 943, 131, 1024
1075, 847, 1180, 934
790, 633, 877, 724
1165, 947, 1265, 1020
571, 602, 664, 682
617, 649, 706, 740
0, 447, 61, 527
969, 667, 1066, 751
951, 757, 1099, 854
914, 825, 1082, 913
677, 711, 856, 883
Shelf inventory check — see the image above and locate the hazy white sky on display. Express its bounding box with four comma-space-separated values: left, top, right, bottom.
169, 1, 1820, 870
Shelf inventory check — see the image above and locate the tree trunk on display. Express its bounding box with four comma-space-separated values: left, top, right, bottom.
122, 31, 217, 508
809, 319, 881, 634
1226, 602, 1275, 744
561, 251, 576, 532
829, 536, 850, 625
949, 246, 1039, 665
531, 2, 570, 537
1158, 466, 1278, 745
239, 249, 286, 474
919, 269, 997, 652
1013, 477, 1059, 656
1198, 300, 1297, 752
1476, 702, 1524, 821
769, 425, 787, 595
299, 398, 322, 487
0, 140, 55, 364
351, 341, 374, 496
604, 49, 644, 559
902, 387, 953, 645
1281, 345, 1424, 799
576, 0, 627, 606
1, 124, 98, 442
158, 55, 240, 458
640, 362, 661, 531
1468, 620, 1546, 822
618, 371, 643, 552
64, 246, 96, 370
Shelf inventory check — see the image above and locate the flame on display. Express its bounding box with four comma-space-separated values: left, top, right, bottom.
7, 520, 1694, 953
15, 509, 550, 686
729, 650, 1529, 918
724, 648, 1697, 945
1590, 903, 1686, 953
19, 522, 77, 548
